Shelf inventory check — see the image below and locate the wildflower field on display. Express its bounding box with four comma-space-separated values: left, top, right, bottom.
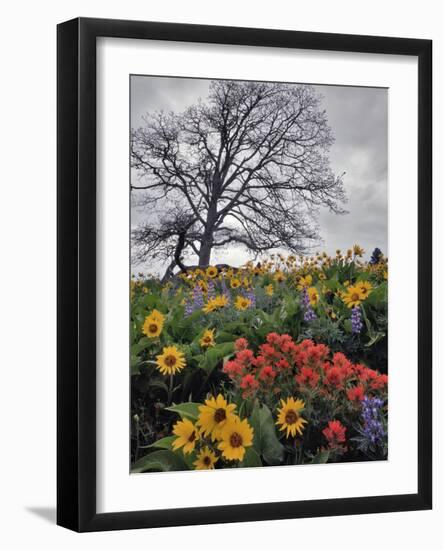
130, 246, 388, 472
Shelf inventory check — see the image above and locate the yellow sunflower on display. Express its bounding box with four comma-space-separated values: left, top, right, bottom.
199, 329, 216, 348
265, 284, 274, 296
342, 286, 365, 308
149, 309, 165, 323
230, 277, 241, 289
142, 309, 165, 338
198, 279, 208, 293
193, 447, 218, 470
273, 270, 286, 283
276, 397, 308, 438
197, 394, 237, 441
217, 416, 254, 461
234, 295, 251, 311
307, 286, 319, 306
203, 295, 229, 313
206, 266, 218, 278
297, 274, 312, 289
172, 419, 199, 454
356, 280, 372, 298
155, 346, 186, 376
353, 244, 365, 257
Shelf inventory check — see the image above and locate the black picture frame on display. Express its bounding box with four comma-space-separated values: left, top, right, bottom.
57, 17, 432, 532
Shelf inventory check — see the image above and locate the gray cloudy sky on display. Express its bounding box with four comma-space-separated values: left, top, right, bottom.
131, 76, 387, 276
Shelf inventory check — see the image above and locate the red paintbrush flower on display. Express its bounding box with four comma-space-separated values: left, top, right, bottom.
325, 366, 344, 388
370, 374, 388, 390
240, 374, 259, 390
259, 366, 276, 383
295, 366, 319, 388
276, 358, 290, 370
322, 420, 347, 447
234, 337, 249, 351
347, 384, 365, 402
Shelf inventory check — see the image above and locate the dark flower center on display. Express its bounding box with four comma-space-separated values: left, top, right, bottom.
285, 410, 298, 425
164, 355, 177, 367
148, 323, 158, 333
351, 293, 360, 301
203, 455, 211, 466
188, 430, 196, 442
214, 408, 226, 423
230, 432, 243, 448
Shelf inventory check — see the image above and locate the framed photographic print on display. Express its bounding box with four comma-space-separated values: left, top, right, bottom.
57, 17, 432, 532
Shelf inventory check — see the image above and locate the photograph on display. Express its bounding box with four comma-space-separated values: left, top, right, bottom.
129, 75, 388, 473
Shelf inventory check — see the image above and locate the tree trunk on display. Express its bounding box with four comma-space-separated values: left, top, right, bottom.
198, 240, 212, 266
198, 206, 217, 266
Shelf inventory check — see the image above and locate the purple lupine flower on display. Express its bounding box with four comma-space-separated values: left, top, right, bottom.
245, 288, 256, 308
301, 287, 310, 308
301, 288, 317, 322
207, 280, 216, 300
303, 308, 317, 322
351, 306, 363, 334
184, 298, 194, 317
361, 396, 386, 445
220, 278, 231, 301
192, 284, 204, 309
369, 247, 383, 265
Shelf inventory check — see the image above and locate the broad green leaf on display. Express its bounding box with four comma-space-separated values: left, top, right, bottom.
147, 379, 169, 393
210, 330, 235, 344
249, 403, 284, 466
144, 435, 177, 450
131, 337, 156, 355
365, 332, 385, 347
198, 342, 235, 374
240, 447, 262, 468
166, 402, 201, 421
131, 450, 189, 473
311, 450, 330, 464
365, 282, 387, 307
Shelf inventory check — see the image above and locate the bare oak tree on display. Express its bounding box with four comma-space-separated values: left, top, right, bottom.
131, 80, 346, 271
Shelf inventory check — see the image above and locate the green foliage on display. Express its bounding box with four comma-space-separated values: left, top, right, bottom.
249, 403, 285, 465
130, 251, 388, 469
166, 402, 201, 421
132, 450, 189, 473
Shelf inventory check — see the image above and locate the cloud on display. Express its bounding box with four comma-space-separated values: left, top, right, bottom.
130, 76, 388, 275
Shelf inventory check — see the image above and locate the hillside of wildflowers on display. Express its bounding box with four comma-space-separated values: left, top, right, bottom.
130, 246, 388, 472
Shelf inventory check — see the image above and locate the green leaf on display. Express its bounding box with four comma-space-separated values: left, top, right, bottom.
240, 447, 262, 468
211, 330, 235, 343
249, 403, 284, 465
131, 337, 156, 355
144, 436, 177, 450
147, 379, 169, 394
365, 282, 387, 307
198, 342, 235, 374
166, 402, 201, 421
365, 332, 385, 348
131, 450, 189, 473
311, 450, 330, 464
